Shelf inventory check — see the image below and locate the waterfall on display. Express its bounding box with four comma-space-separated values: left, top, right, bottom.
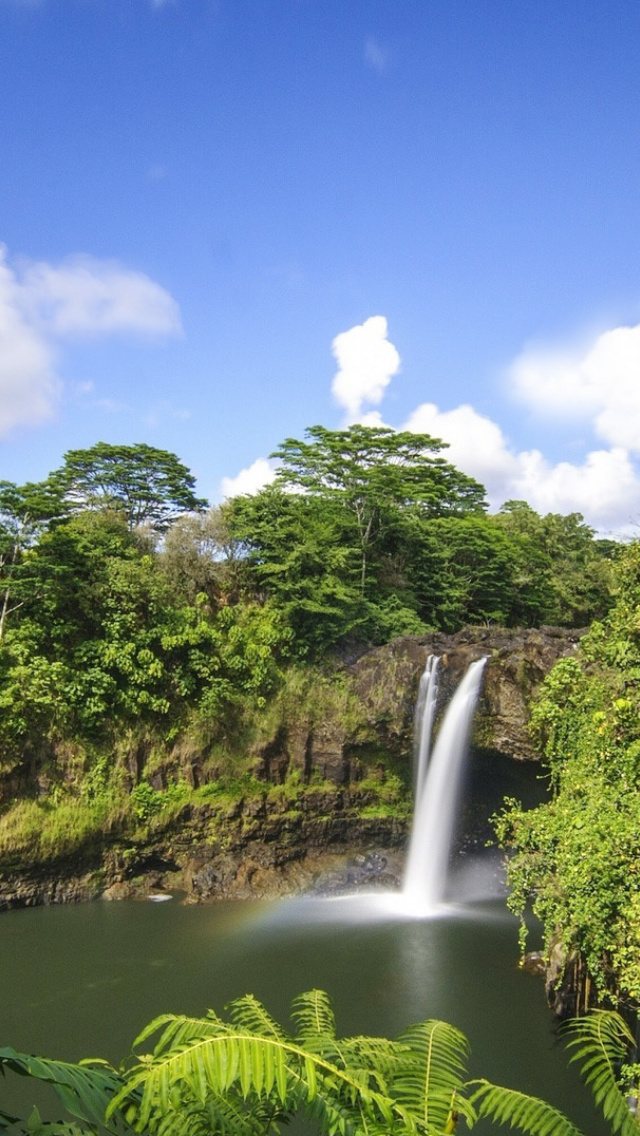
413, 654, 440, 804
403, 657, 487, 916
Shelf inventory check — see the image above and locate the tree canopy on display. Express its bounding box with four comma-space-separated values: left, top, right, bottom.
53, 442, 206, 530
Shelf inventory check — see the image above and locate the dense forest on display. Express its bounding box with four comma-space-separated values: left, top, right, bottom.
0, 426, 620, 867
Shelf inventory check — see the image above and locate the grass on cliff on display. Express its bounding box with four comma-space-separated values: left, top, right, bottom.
0, 765, 411, 868
0, 796, 127, 864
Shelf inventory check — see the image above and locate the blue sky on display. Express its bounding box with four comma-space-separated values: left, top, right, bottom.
3, 0, 640, 532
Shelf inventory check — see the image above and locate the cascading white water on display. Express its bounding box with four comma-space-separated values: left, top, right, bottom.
403, 657, 487, 916
413, 654, 440, 804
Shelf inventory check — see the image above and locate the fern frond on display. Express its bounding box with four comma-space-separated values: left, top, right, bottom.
0, 1048, 124, 1134
564, 1011, 640, 1136
392, 1021, 472, 1132
132, 1013, 229, 1058
291, 990, 337, 1042
110, 1027, 398, 1134
470, 1080, 586, 1136
226, 996, 286, 1042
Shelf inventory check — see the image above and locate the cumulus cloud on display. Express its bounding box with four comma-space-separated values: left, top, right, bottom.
0, 253, 59, 435
221, 458, 276, 500
404, 400, 640, 534
0, 245, 181, 438
331, 315, 400, 419
511, 323, 640, 453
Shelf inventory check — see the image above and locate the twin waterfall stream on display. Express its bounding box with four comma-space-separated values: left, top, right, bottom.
403, 655, 487, 916
295, 651, 489, 923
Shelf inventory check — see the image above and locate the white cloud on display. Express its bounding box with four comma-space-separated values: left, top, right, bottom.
20, 255, 182, 338
0, 245, 181, 438
0, 251, 59, 435
404, 402, 518, 495
331, 315, 400, 419
221, 458, 276, 500
404, 399, 640, 534
511, 323, 640, 453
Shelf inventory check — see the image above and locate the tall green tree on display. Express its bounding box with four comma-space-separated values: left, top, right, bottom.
0, 479, 64, 644
493, 501, 616, 627
396, 515, 518, 631
271, 425, 487, 593
227, 487, 366, 652
53, 442, 207, 531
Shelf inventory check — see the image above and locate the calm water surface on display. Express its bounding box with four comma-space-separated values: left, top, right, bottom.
0, 892, 607, 1134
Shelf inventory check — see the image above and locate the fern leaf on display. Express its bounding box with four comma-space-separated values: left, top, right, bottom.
391, 1020, 470, 1132
0, 1049, 123, 1134
291, 990, 337, 1042
564, 1011, 640, 1136
227, 996, 285, 1042
470, 1080, 586, 1136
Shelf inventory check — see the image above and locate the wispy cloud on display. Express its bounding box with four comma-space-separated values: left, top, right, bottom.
364, 37, 389, 74
0, 245, 182, 438
19, 254, 182, 338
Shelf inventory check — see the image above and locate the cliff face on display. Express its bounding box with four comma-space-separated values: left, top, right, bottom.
253, 626, 584, 785
0, 788, 406, 911
0, 626, 581, 910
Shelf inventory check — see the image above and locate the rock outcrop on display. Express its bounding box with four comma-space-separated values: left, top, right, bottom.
253, 626, 584, 784
0, 788, 406, 911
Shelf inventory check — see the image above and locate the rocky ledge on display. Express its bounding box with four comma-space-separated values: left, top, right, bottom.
0, 787, 406, 912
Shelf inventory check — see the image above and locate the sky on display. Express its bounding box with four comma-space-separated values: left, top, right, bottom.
3, 0, 640, 534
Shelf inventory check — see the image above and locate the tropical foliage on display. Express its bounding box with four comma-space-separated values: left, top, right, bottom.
1, 989, 613, 1136
0, 427, 619, 868
495, 541, 640, 1005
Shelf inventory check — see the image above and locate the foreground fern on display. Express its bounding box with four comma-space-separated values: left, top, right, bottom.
2, 991, 631, 1136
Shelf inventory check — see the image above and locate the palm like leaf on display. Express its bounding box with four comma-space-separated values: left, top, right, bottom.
111, 994, 404, 1136
2, 990, 603, 1136
564, 1011, 640, 1136
470, 1081, 586, 1136
0, 1049, 125, 1135
392, 1020, 476, 1133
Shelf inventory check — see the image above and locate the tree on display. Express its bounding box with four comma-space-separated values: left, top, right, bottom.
0, 479, 64, 644
0, 989, 589, 1136
52, 443, 207, 531
227, 487, 367, 652
493, 501, 616, 627
271, 426, 487, 594
161, 506, 247, 607
394, 515, 518, 631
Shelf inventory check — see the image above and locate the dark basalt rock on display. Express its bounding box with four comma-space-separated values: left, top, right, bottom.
253, 626, 584, 785
348, 625, 584, 765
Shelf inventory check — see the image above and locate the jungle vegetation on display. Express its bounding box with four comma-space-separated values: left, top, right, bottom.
0, 429, 619, 862
1, 989, 637, 1136
496, 541, 640, 1011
